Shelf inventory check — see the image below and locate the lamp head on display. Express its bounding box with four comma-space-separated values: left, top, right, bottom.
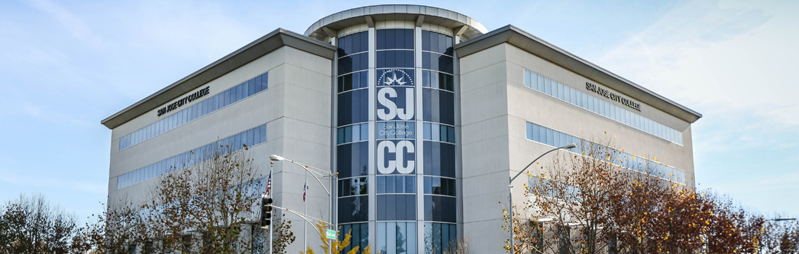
564, 143, 577, 149
269, 154, 285, 162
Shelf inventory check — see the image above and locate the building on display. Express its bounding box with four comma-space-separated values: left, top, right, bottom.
101, 4, 702, 253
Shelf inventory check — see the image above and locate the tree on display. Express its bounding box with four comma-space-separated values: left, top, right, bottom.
505, 140, 625, 254
134, 142, 264, 253
504, 137, 783, 253
70, 141, 296, 253
442, 236, 470, 254
300, 221, 375, 254
0, 193, 80, 254
761, 217, 799, 253
250, 213, 296, 254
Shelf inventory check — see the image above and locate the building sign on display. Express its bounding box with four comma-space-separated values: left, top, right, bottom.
376, 140, 416, 174
585, 82, 641, 111
376, 69, 415, 174
157, 86, 210, 116
377, 70, 415, 121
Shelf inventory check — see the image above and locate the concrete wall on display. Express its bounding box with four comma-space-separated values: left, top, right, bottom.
459, 43, 696, 253
107, 46, 333, 254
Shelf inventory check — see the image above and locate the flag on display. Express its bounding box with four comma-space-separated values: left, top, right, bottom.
265, 169, 272, 196
303, 179, 308, 202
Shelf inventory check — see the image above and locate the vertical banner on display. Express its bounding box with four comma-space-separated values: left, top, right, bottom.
376, 69, 416, 175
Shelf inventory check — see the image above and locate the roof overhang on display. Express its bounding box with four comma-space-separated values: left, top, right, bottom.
455, 25, 702, 123
305, 5, 488, 41
101, 28, 336, 129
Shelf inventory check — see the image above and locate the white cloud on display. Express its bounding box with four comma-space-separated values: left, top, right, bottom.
595, 0, 799, 213
26, 0, 103, 46
598, 0, 799, 125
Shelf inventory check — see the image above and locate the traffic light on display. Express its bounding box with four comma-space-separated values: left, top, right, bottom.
260, 196, 273, 228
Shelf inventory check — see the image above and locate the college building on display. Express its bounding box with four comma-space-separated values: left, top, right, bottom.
101, 4, 701, 253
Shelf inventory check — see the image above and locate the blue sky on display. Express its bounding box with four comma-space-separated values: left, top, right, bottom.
0, 0, 796, 220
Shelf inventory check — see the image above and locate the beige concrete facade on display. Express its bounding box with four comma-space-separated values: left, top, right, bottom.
459, 42, 696, 252
106, 45, 335, 254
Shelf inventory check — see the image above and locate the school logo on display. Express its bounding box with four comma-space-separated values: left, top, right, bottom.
376, 69, 415, 174
377, 69, 414, 121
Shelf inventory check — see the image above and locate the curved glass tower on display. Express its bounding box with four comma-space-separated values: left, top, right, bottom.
306, 5, 487, 254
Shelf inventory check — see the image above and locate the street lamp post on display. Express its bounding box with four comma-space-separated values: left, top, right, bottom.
508, 144, 576, 254
269, 154, 337, 254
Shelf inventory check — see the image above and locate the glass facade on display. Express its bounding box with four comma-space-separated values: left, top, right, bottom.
525, 121, 686, 184
339, 223, 369, 254
335, 28, 458, 254
116, 124, 267, 189
377, 222, 417, 254
423, 223, 457, 254
338, 31, 369, 127
119, 72, 268, 150
420, 31, 457, 235
523, 69, 683, 145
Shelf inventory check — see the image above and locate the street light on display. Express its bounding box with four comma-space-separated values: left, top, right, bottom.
770, 218, 797, 222
270, 154, 337, 254
509, 143, 576, 254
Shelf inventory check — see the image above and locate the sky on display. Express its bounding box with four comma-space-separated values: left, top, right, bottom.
0, 0, 797, 221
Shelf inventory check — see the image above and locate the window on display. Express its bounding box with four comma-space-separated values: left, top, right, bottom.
339, 177, 368, 197
337, 89, 369, 126
422, 52, 453, 74
338, 53, 369, 75
377, 29, 414, 50
119, 72, 268, 151
423, 177, 455, 196
421, 30, 453, 56
377, 194, 416, 221
336, 141, 368, 178
424, 223, 456, 254
338, 196, 368, 223
424, 196, 455, 222
422, 89, 455, 125
422, 123, 455, 143
339, 223, 369, 254
116, 124, 267, 189
421, 70, 454, 91
525, 121, 686, 184
422, 141, 455, 178
337, 123, 369, 144
338, 71, 369, 92
376, 222, 417, 254
523, 69, 683, 145
377, 175, 416, 194
338, 32, 368, 57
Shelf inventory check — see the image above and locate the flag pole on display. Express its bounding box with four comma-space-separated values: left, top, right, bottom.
304, 170, 307, 252
269, 162, 274, 254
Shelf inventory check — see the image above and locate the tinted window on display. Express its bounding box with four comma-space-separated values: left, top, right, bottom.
336, 142, 369, 178
424, 196, 456, 222
338, 32, 368, 57
377, 194, 416, 221
377, 29, 414, 50
422, 89, 455, 125
338, 196, 368, 223
337, 89, 369, 126
423, 142, 455, 178
421, 31, 453, 56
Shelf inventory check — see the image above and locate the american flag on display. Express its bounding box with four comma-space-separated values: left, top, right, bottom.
265, 169, 272, 196
303, 179, 308, 202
